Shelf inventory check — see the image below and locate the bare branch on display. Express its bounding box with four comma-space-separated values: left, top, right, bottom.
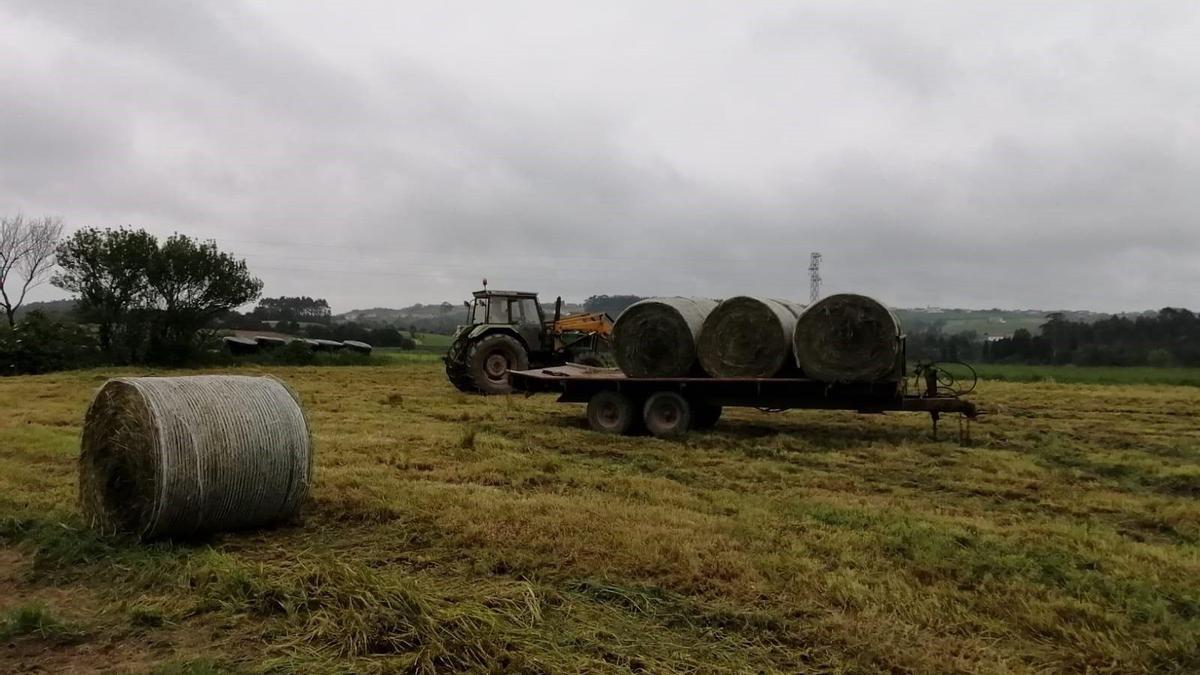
0, 214, 65, 327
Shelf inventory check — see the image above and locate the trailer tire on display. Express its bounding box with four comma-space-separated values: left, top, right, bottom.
587, 391, 638, 435
643, 391, 692, 438
692, 403, 722, 430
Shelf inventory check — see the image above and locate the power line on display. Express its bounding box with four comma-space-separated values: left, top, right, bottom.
809, 252, 822, 304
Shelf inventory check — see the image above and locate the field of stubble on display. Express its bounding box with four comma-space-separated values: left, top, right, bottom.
1, 357, 1198, 673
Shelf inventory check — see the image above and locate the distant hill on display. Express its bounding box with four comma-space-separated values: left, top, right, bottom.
15, 299, 78, 320
892, 308, 1115, 338
335, 300, 585, 334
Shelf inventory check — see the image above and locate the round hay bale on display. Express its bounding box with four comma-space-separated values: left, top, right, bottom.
792, 294, 902, 382
79, 375, 312, 540
612, 297, 719, 377
697, 297, 806, 377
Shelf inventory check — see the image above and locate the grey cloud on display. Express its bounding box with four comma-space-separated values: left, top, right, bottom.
2, 0, 1198, 313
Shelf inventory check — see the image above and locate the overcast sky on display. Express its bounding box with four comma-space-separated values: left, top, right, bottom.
3, 1, 1198, 313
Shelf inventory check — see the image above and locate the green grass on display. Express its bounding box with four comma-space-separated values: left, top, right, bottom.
412, 332, 453, 348
0, 603, 79, 641
374, 350, 444, 364
974, 363, 1200, 386
1, 362, 1199, 672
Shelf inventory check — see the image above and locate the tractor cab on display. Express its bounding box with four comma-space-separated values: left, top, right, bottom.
462, 289, 546, 350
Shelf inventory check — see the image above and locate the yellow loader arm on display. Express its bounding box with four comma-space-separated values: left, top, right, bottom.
551, 311, 613, 337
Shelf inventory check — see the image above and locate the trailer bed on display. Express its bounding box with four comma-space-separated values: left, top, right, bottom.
510, 364, 977, 437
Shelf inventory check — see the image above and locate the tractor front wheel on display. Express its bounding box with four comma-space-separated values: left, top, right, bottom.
466, 334, 529, 394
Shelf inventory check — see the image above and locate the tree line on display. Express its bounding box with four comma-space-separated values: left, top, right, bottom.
908, 309, 1200, 367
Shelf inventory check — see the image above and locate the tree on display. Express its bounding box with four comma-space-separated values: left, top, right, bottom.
54, 228, 262, 363
145, 234, 263, 361
53, 227, 157, 355
584, 295, 644, 316
0, 214, 64, 327
251, 296, 331, 323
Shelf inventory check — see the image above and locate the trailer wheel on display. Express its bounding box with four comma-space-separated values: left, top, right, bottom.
587, 391, 638, 435
691, 403, 722, 430
643, 392, 692, 438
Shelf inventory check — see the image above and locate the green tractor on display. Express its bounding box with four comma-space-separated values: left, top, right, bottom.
444, 287, 613, 394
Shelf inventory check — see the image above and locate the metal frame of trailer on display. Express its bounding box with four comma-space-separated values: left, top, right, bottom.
509, 364, 979, 441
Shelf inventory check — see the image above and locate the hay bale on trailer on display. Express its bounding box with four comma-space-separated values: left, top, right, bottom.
342, 340, 372, 355
697, 297, 806, 377
613, 297, 719, 377
792, 293, 902, 382
78, 375, 312, 540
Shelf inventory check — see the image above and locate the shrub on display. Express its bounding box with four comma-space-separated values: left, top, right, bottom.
0, 311, 99, 375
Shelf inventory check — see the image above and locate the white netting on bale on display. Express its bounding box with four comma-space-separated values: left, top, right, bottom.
79, 375, 312, 540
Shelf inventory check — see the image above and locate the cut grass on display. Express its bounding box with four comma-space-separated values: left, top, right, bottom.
0, 603, 80, 641
1, 362, 1199, 672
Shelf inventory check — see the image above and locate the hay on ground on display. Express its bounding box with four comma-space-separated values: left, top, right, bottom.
78, 375, 312, 540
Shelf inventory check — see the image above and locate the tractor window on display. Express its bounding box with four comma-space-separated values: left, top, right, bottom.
518, 298, 540, 324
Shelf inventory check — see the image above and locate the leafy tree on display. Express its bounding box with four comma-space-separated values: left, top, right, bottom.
583, 294, 644, 317
53, 228, 157, 356
54, 228, 261, 364
146, 234, 263, 362
252, 296, 332, 323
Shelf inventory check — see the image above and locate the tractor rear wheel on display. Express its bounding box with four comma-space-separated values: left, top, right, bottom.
466, 334, 529, 394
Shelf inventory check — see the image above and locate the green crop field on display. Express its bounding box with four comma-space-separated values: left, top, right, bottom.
414, 333, 454, 348
2, 361, 1199, 673
972, 363, 1200, 387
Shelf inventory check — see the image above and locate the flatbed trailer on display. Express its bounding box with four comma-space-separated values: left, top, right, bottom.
509, 364, 978, 439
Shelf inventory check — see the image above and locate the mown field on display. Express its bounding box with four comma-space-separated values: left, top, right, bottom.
1, 359, 1198, 673
972, 363, 1200, 387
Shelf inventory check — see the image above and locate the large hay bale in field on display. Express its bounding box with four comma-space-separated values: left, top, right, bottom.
697, 297, 806, 377
79, 375, 312, 540
613, 297, 719, 377
792, 294, 902, 382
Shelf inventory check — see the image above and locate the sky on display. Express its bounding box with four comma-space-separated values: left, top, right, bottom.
2, 1, 1198, 313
